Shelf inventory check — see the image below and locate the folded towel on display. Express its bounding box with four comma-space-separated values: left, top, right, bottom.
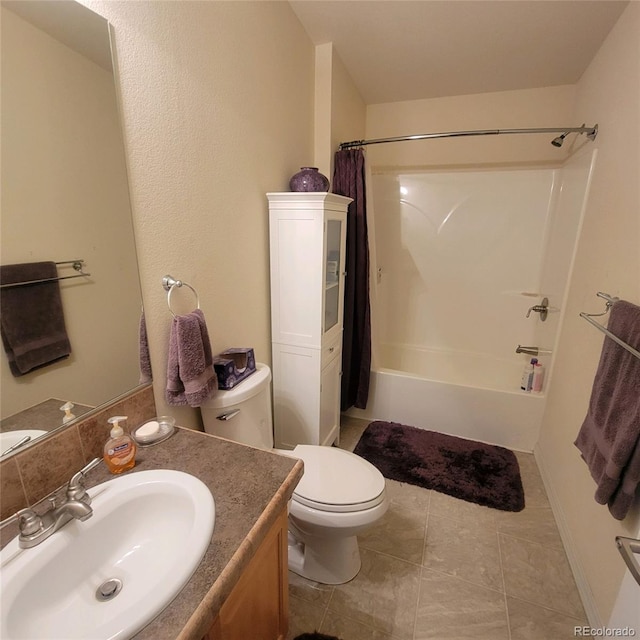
574, 300, 640, 520
139, 311, 153, 384
0, 262, 72, 376
165, 308, 217, 407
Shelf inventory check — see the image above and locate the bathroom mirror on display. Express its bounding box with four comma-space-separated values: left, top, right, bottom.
0, 0, 146, 457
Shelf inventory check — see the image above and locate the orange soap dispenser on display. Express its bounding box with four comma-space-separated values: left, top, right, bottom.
103, 415, 137, 474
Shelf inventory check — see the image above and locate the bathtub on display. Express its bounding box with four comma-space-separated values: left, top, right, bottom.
347, 345, 546, 452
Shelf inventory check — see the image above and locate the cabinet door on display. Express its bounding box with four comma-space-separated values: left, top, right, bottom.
322, 217, 345, 341
269, 211, 324, 347
204, 509, 289, 640
272, 343, 321, 448
319, 351, 341, 446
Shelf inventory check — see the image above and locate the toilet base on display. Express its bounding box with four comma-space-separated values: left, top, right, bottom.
287, 529, 361, 585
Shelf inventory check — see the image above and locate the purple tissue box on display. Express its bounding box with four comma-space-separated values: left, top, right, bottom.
213, 348, 256, 390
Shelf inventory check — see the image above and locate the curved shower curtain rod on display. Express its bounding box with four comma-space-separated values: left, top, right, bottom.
338, 124, 598, 150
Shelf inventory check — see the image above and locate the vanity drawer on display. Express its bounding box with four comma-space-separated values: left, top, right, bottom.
321, 333, 342, 370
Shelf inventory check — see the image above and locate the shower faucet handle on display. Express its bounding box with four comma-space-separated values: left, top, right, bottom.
525, 297, 549, 321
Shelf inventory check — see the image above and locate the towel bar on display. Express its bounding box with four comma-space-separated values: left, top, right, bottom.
0, 260, 90, 289
580, 292, 640, 360
616, 536, 640, 586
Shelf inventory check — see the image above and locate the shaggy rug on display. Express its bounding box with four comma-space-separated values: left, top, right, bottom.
354, 421, 525, 512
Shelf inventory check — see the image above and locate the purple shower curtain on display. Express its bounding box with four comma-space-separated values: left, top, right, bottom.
332, 148, 371, 410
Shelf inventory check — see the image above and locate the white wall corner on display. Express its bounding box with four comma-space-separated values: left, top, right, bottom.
533, 442, 602, 627
608, 558, 640, 631
314, 42, 333, 177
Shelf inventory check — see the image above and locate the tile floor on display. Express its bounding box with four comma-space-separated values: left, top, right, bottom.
287, 417, 587, 640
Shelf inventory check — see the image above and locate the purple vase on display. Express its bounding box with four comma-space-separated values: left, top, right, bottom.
289, 167, 330, 192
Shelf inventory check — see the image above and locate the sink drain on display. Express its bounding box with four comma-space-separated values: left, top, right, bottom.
96, 578, 123, 601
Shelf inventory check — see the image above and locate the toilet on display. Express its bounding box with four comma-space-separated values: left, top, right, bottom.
199, 363, 388, 584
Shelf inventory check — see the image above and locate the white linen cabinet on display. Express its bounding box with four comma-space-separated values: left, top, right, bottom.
267, 192, 351, 449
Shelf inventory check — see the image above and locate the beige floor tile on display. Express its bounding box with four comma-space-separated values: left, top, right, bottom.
289, 570, 335, 607
496, 506, 564, 548
340, 414, 370, 429
428, 490, 498, 528
514, 451, 551, 509
360, 500, 428, 565
507, 596, 587, 639
384, 478, 431, 513
321, 612, 400, 639
328, 547, 422, 639
423, 514, 504, 591
306, 421, 586, 639
338, 416, 370, 451
287, 593, 328, 640
414, 569, 509, 640
499, 533, 586, 619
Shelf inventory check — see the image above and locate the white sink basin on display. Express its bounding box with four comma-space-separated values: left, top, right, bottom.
0, 469, 215, 640
0, 430, 48, 456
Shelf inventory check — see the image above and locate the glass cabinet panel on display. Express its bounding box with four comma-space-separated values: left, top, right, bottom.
324, 219, 342, 333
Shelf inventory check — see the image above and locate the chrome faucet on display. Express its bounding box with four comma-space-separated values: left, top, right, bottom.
0, 457, 101, 549
516, 345, 553, 356
525, 297, 549, 321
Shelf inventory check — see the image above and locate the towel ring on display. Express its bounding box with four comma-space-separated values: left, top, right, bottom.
162, 275, 200, 318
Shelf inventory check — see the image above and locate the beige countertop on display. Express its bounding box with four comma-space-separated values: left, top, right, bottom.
3, 427, 303, 640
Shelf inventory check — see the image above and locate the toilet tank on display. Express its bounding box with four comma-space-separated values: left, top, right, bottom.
199, 363, 274, 449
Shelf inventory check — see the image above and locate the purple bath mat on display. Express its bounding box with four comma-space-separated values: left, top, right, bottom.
354, 421, 525, 512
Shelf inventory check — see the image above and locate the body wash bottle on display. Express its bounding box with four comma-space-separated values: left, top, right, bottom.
520, 358, 537, 392
103, 415, 136, 474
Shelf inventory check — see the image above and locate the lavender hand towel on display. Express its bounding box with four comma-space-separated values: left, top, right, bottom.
0, 262, 71, 376
139, 311, 152, 384
165, 309, 217, 407
575, 300, 640, 520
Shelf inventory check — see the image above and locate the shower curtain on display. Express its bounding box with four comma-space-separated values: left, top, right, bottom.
332, 148, 371, 410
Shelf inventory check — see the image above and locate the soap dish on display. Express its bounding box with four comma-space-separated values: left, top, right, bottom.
132, 416, 176, 447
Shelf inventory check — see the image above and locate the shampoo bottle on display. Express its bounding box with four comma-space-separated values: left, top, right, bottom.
103, 415, 136, 474
532, 362, 545, 393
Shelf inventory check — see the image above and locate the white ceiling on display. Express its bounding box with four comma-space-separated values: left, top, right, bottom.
289, 0, 629, 104
3, 0, 112, 71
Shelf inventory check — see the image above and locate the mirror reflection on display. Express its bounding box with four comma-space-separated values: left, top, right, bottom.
0, 0, 145, 456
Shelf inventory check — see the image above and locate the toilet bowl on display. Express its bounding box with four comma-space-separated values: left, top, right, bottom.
199, 363, 388, 584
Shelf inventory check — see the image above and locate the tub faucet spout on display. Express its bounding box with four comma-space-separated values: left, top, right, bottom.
516, 345, 553, 356
516, 346, 539, 356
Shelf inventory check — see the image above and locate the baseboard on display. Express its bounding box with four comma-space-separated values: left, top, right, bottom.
533, 443, 601, 627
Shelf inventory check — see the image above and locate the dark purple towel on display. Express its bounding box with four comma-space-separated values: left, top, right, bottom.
575, 300, 640, 520
139, 311, 152, 384
165, 309, 217, 407
0, 262, 71, 376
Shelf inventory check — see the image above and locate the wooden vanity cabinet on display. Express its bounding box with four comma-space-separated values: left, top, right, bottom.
203, 508, 289, 640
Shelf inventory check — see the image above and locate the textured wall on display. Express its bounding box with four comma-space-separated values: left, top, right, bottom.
81, 0, 316, 429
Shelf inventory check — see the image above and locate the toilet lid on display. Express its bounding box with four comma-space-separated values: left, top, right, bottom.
291, 445, 386, 513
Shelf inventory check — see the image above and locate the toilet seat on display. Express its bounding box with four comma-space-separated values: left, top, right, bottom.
290, 445, 386, 513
